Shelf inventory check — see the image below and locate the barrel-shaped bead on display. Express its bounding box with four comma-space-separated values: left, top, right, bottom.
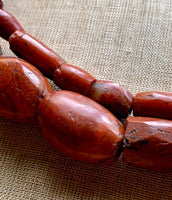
133, 91, 172, 120
123, 116, 172, 172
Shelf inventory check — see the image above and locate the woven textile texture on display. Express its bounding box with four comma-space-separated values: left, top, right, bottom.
0, 0, 172, 199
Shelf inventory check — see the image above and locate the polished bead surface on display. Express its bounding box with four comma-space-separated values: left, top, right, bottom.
123, 116, 172, 172
88, 81, 134, 119
53, 63, 96, 95
0, 9, 24, 40
0, 57, 52, 123
9, 31, 65, 78
133, 91, 172, 120
36, 90, 124, 163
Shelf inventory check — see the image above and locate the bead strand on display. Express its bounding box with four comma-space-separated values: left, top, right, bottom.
0, 2, 171, 172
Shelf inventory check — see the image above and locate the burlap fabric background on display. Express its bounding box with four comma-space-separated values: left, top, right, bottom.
0, 0, 172, 199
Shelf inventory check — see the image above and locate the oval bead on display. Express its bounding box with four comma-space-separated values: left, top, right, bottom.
36, 90, 124, 163
0, 57, 52, 123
